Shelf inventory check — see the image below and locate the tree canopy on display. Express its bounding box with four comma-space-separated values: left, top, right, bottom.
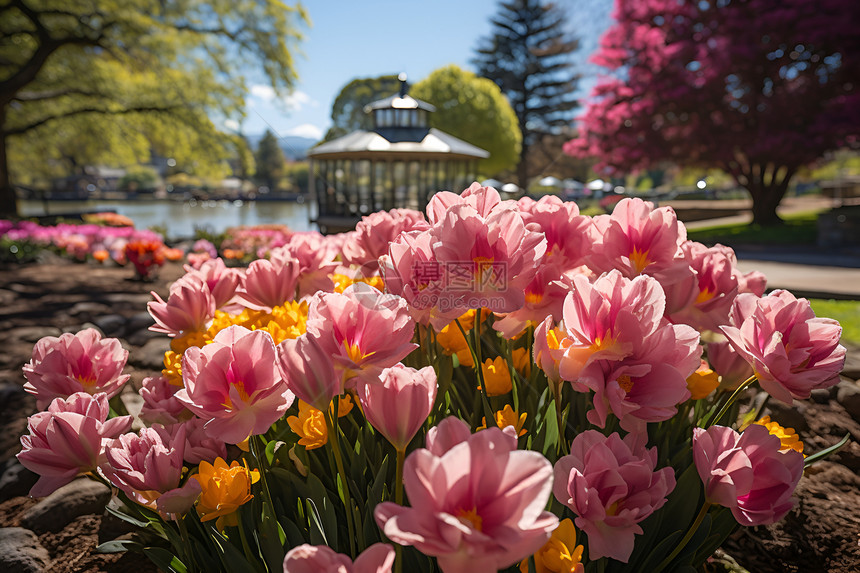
321, 74, 401, 143
254, 129, 287, 191
1, 0, 308, 217
472, 0, 580, 187
565, 0, 860, 225
412, 65, 521, 176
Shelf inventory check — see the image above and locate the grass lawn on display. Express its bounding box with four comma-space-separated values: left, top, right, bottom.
810, 299, 860, 347
686, 210, 822, 246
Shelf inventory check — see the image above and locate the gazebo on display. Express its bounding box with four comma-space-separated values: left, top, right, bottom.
307, 75, 489, 234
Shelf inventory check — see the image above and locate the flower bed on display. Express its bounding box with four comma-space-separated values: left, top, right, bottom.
14, 184, 848, 573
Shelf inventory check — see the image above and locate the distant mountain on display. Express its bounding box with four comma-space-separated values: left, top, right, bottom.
244, 133, 318, 161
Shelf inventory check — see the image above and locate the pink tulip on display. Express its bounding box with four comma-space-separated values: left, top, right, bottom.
139, 375, 191, 426
381, 229, 453, 327
706, 339, 754, 391
283, 543, 395, 573
721, 290, 846, 403
179, 417, 228, 464
148, 274, 216, 336
357, 365, 437, 451
183, 257, 242, 310
553, 431, 676, 562
424, 416, 473, 456
155, 479, 202, 520
235, 253, 301, 312
518, 195, 593, 270
305, 284, 418, 387
375, 418, 558, 573
23, 328, 130, 409
557, 271, 700, 430
491, 265, 572, 339
693, 424, 803, 526
17, 392, 132, 497
588, 197, 690, 286
665, 242, 739, 332
425, 182, 515, 225
176, 326, 294, 444
428, 202, 547, 319
103, 424, 186, 506
277, 334, 340, 411
279, 232, 340, 297
341, 208, 428, 272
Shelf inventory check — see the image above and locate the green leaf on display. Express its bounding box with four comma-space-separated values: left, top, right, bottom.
805, 433, 851, 466
306, 498, 328, 546
104, 505, 150, 529
96, 539, 143, 553
143, 547, 188, 573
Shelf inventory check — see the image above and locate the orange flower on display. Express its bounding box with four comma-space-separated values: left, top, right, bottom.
754, 415, 804, 454
92, 249, 109, 262
161, 350, 184, 387
520, 518, 585, 573
478, 404, 527, 436
686, 363, 720, 400
481, 357, 512, 396
192, 458, 260, 530
511, 347, 532, 377
287, 401, 328, 449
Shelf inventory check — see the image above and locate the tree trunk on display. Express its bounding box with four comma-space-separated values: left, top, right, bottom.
0, 128, 17, 219
739, 162, 795, 226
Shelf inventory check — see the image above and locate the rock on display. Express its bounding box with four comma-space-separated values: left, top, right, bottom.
764, 399, 809, 432
20, 478, 111, 533
126, 327, 161, 347
0, 527, 51, 573
120, 392, 146, 431
68, 301, 111, 317
104, 293, 154, 306
130, 338, 170, 370
0, 460, 38, 502
841, 349, 860, 381
837, 379, 860, 422
93, 314, 127, 337
62, 322, 103, 335
810, 388, 832, 404
9, 326, 62, 343
126, 311, 155, 333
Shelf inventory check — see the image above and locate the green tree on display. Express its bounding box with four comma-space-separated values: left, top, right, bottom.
412, 65, 521, 176
0, 0, 308, 217
254, 130, 287, 191
472, 0, 580, 187
322, 74, 401, 142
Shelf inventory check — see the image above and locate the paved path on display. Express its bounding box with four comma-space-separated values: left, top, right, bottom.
666, 195, 860, 299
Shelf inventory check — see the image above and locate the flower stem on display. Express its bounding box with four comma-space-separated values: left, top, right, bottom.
653, 501, 712, 573
394, 447, 406, 573
456, 315, 496, 428
707, 375, 757, 428
325, 408, 356, 557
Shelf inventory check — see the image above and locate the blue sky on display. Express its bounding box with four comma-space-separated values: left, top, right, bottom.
232, 0, 614, 140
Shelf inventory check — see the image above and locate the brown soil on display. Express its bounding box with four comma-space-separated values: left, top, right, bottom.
0, 259, 858, 572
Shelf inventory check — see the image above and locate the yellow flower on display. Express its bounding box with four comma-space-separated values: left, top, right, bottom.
192, 458, 260, 530
478, 404, 527, 436
481, 357, 512, 396
161, 350, 184, 387
511, 347, 532, 377
253, 301, 308, 344
436, 310, 475, 364
331, 273, 385, 293
170, 329, 210, 353
520, 518, 585, 573
754, 415, 804, 454
334, 394, 354, 418
686, 364, 720, 400
287, 401, 328, 449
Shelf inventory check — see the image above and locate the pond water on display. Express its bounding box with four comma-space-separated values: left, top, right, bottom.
19, 199, 316, 240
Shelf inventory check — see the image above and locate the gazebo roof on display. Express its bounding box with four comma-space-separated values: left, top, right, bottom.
363, 93, 436, 113
307, 127, 489, 159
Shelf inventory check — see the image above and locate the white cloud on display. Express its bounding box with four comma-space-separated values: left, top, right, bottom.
223, 119, 240, 132
285, 123, 323, 140
249, 84, 316, 112
250, 84, 276, 101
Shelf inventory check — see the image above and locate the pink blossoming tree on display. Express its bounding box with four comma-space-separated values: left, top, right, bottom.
565, 0, 860, 225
